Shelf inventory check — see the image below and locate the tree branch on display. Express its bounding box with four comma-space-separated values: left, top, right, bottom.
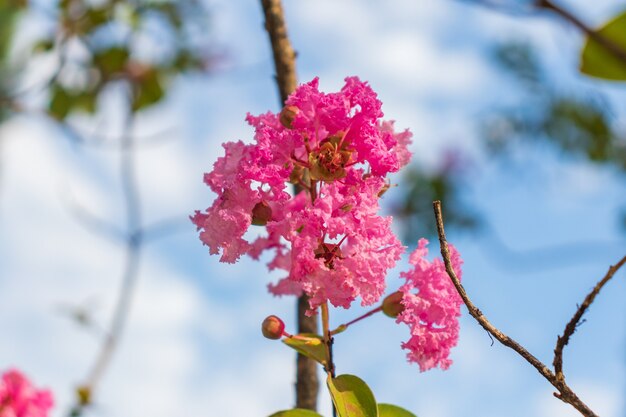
260, 0, 319, 411
433, 200, 599, 417
553, 254, 626, 380
260, 0, 298, 105
535, 0, 626, 65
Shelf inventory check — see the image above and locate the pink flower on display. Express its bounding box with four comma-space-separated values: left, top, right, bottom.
191, 141, 290, 263
265, 171, 404, 311
0, 369, 53, 417
193, 76, 412, 309
397, 239, 463, 371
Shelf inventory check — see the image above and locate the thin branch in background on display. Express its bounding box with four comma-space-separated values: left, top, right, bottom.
53, 115, 177, 150
260, 0, 320, 411
70, 109, 143, 417
535, 0, 626, 65
63, 197, 126, 244
142, 216, 192, 242
553, 254, 626, 381
461, 0, 626, 68
433, 200, 600, 417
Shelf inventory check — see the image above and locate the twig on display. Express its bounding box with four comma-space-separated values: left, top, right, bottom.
433, 200, 598, 417
320, 302, 337, 417
63, 197, 126, 243
260, 0, 320, 411
330, 306, 383, 335
535, 0, 626, 65
553, 254, 626, 381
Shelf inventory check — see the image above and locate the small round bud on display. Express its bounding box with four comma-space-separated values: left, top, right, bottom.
280, 105, 299, 129
382, 291, 405, 318
251, 201, 272, 226
262, 315, 285, 340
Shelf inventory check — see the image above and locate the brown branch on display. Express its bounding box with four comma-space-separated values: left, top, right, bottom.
433, 200, 598, 417
536, 0, 626, 65
260, 0, 298, 105
553, 254, 626, 380
296, 295, 320, 411
260, 0, 319, 411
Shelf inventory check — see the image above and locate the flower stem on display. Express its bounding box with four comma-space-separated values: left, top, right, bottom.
330, 305, 383, 335
320, 302, 337, 417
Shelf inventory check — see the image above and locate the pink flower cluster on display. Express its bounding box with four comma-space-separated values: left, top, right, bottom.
0, 369, 53, 417
192, 76, 464, 370
397, 239, 464, 371
192, 77, 411, 311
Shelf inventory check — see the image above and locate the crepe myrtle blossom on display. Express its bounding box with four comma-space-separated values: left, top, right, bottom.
261, 170, 405, 310
397, 238, 464, 372
192, 76, 412, 311
0, 369, 53, 417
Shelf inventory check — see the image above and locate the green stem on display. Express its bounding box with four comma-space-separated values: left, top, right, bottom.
320, 302, 337, 417
330, 305, 383, 335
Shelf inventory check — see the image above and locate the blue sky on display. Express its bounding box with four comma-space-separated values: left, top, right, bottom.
0, 1, 625, 416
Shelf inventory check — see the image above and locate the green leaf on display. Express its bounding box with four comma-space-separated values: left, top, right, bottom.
327, 374, 378, 417
132, 69, 164, 111
49, 85, 72, 120
32, 38, 55, 53
74, 92, 98, 114
378, 404, 417, 417
93, 47, 129, 77
268, 409, 324, 417
580, 10, 626, 80
282, 333, 327, 366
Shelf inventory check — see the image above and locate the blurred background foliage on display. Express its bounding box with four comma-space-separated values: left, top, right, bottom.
0, 0, 211, 122
0, 1, 624, 241
396, 39, 626, 240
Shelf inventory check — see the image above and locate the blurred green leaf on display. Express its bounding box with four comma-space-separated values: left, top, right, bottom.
494, 42, 542, 86
395, 166, 478, 242
49, 85, 72, 120
580, 10, 626, 80
268, 409, 324, 417
378, 404, 417, 417
93, 47, 129, 77
327, 374, 378, 417
132, 69, 164, 111
84, 7, 109, 28
32, 38, 55, 53
543, 99, 612, 162
282, 333, 327, 366
74, 92, 98, 114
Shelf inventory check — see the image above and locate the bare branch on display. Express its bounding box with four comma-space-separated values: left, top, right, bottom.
260, 0, 298, 105
433, 200, 598, 417
553, 254, 626, 380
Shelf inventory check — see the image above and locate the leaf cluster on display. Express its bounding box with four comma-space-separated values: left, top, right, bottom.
17, 0, 211, 119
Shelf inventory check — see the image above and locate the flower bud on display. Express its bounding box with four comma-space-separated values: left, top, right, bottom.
262, 315, 285, 340
280, 105, 299, 129
382, 291, 405, 318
